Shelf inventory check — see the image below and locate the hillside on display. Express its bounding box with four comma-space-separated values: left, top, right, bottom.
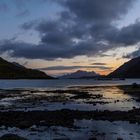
0, 57, 53, 79
108, 56, 140, 78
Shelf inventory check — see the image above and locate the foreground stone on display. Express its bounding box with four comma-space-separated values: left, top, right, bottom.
0, 134, 28, 140
0, 108, 140, 129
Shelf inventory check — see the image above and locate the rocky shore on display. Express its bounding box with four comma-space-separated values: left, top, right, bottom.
0, 84, 140, 139
0, 108, 140, 129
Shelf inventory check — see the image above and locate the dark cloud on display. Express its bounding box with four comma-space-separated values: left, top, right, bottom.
105, 21, 140, 46
91, 63, 107, 66
59, 0, 134, 22
38, 65, 112, 71
0, 0, 139, 60
21, 20, 38, 30
0, 40, 108, 60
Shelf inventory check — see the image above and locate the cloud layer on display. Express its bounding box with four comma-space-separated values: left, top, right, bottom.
0, 0, 140, 60
38, 65, 112, 71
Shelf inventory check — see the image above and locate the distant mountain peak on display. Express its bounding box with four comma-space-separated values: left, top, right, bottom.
58, 70, 100, 79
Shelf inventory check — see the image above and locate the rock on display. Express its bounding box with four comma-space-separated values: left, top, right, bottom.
0, 134, 28, 140
29, 125, 37, 131
132, 83, 139, 88
0, 126, 6, 130
117, 138, 123, 140
89, 137, 97, 140
133, 106, 136, 110
18, 121, 30, 129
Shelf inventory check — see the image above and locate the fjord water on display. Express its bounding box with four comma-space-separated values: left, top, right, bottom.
0, 79, 140, 89
0, 79, 140, 112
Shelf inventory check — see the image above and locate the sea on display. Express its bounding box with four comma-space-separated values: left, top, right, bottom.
0, 79, 140, 89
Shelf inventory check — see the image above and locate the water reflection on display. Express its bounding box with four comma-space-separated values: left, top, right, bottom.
0, 85, 139, 111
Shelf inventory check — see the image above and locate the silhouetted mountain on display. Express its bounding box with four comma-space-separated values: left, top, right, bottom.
58, 70, 100, 79
0, 57, 53, 79
12, 62, 25, 68
108, 56, 140, 78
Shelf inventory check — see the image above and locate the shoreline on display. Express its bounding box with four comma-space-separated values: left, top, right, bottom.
0, 83, 140, 139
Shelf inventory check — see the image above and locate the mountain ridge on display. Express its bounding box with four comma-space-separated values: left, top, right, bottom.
108, 56, 140, 78
0, 57, 53, 79
58, 70, 100, 79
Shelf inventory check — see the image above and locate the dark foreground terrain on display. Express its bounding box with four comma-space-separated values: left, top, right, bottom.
0, 108, 140, 129
0, 84, 140, 140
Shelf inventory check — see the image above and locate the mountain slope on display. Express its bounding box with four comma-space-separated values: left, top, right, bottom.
59, 70, 100, 79
108, 56, 140, 78
0, 57, 53, 79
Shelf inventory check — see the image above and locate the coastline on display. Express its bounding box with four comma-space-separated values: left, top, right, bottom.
0, 82, 140, 139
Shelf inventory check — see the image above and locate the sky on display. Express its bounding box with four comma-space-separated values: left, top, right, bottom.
0, 0, 140, 76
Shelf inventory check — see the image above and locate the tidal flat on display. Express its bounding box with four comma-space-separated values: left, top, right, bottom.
0, 84, 140, 140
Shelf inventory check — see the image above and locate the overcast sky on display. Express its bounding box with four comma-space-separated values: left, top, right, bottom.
0, 0, 140, 76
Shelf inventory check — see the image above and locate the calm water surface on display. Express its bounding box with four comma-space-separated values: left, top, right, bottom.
0, 79, 140, 89
0, 79, 140, 111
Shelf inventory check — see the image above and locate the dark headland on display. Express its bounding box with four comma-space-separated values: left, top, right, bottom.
0, 57, 53, 79
108, 56, 140, 78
